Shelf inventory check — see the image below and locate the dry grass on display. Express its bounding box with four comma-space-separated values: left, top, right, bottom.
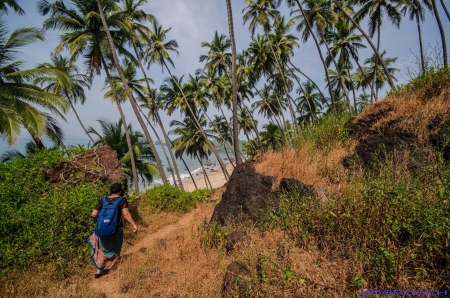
254, 144, 353, 193
355, 86, 450, 143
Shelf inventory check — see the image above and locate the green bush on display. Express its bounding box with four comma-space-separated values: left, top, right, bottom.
0, 148, 109, 276
142, 184, 212, 213
388, 67, 450, 99
262, 158, 450, 287
294, 111, 351, 151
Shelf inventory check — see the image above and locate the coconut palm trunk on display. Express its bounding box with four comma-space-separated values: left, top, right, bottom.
138, 107, 178, 186
96, 0, 168, 183
431, 0, 448, 67
225, 0, 242, 165
131, 43, 184, 190
264, 29, 298, 130
316, 28, 352, 108
440, 0, 450, 21
294, 0, 335, 109
162, 60, 230, 181
168, 139, 198, 190
65, 93, 95, 143
415, 10, 426, 74
116, 101, 139, 192
100, 55, 139, 192
242, 102, 263, 150
287, 60, 330, 110
333, 0, 396, 89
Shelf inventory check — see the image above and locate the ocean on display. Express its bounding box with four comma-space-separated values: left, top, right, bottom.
0, 135, 233, 191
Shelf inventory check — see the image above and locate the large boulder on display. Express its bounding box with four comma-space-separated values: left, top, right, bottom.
210, 162, 315, 224
45, 145, 127, 186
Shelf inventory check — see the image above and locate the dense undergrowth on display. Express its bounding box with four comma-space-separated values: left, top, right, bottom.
141, 183, 212, 213
201, 69, 450, 295
0, 148, 110, 277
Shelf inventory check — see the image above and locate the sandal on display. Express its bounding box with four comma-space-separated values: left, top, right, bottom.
94, 273, 102, 279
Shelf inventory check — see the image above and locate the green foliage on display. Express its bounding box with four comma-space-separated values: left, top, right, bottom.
388, 67, 450, 99
0, 148, 109, 276
142, 184, 212, 213
262, 158, 450, 287
294, 111, 351, 151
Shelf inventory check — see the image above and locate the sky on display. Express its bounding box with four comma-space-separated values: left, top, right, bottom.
2, 0, 449, 144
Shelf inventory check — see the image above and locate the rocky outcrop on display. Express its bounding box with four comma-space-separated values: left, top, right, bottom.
210, 162, 316, 224
45, 145, 127, 186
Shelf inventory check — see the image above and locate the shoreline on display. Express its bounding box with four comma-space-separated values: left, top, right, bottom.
181, 160, 234, 191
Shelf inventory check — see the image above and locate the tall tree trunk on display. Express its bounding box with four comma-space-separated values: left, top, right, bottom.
168, 139, 198, 190
223, 143, 235, 167
264, 69, 293, 148
333, 0, 396, 89
416, 11, 426, 74
372, 17, 381, 102
432, 0, 448, 67
242, 103, 263, 150
66, 96, 95, 143
198, 155, 212, 190
353, 58, 376, 103
316, 28, 352, 107
99, 55, 139, 192
96, 0, 168, 184
264, 29, 298, 131
287, 66, 314, 122
287, 60, 330, 110
251, 83, 283, 127
346, 60, 358, 112
440, 0, 450, 21
138, 107, 178, 186
162, 60, 230, 181
294, 0, 335, 109
225, 0, 242, 165
132, 43, 184, 190
116, 101, 140, 193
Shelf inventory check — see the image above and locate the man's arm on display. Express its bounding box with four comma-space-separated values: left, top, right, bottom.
122, 208, 138, 233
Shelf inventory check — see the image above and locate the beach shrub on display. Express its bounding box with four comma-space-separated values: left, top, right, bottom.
141, 184, 212, 213
0, 148, 109, 276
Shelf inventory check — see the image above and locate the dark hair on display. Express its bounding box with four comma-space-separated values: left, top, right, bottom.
109, 183, 124, 195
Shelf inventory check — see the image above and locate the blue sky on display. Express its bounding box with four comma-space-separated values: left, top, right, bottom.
2, 0, 449, 143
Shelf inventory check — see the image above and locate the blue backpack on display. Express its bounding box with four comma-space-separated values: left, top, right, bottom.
94, 196, 124, 237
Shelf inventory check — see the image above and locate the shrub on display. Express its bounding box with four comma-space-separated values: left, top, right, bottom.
141, 184, 212, 213
262, 156, 450, 288
0, 148, 109, 276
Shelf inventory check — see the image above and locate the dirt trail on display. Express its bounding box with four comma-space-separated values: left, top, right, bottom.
88, 200, 217, 298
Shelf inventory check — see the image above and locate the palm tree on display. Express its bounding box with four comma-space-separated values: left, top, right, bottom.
430, 0, 448, 67
243, 0, 298, 129
36, 55, 94, 143
170, 112, 216, 190
95, 0, 169, 185
238, 107, 258, 144
439, 0, 450, 21
260, 123, 284, 151
0, 0, 24, 14
355, 0, 402, 97
364, 50, 399, 99
296, 81, 324, 122
287, 0, 336, 108
0, 20, 68, 144
88, 119, 158, 185
225, 0, 242, 165
324, 19, 369, 109
114, 0, 186, 190
210, 115, 235, 167
200, 31, 232, 76
332, 0, 397, 89
400, 0, 432, 74
143, 20, 230, 180
251, 85, 284, 126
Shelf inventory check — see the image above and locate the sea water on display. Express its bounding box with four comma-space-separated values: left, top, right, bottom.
0, 135, 233, 190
